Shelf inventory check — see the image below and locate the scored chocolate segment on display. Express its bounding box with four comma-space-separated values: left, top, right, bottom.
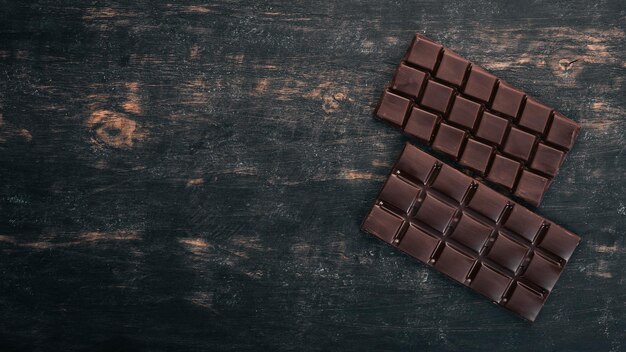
376, 33, 580, 206
547, 112, 579, 150
405, 107, 440, 142
487, 154, 521, 189
435, 50, 470, 87
406, 35, 443, 71
435, 245, 475, 283
361, 143, 581, 321
448, 95, 482, 130
538, 225, 579, 261
519, 98, 552, 134
491, 82, 526, 118
398, 225, 440, 262
379, 174, 420, 213
432, 123, 467, 158
459, 139, 494, 173
414, 194, 456, 233
377, 90, 411, 127
531, 143, 565, 177
476, 111, 509, 145
506, 283, 545, 322
361, 205, 403, 243
392, 63, 428, 98
420, 80, 454, 114
514, 170, 551, 206
431, 165, 473, 203
464, 66, 498, 102
522, 254, 561, 291
471, 264, 512, 301
503, 127, 537, 161
449, 214, 492, 252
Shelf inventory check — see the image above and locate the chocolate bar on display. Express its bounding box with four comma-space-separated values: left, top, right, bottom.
375, 34, 580, 206
361, 143, 580, 321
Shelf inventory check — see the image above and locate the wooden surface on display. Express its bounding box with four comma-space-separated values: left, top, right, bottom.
0, 1, 624, 351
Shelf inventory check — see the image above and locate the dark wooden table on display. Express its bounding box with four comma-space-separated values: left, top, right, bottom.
1, 1, 624, 351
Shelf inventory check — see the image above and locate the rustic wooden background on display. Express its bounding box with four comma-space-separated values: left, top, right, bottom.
0, 1, 624, 351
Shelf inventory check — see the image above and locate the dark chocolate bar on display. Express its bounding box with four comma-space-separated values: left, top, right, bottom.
375, 34, 580, 206
361, 143, 580, 321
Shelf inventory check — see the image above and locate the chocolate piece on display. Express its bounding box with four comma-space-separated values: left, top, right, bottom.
460, 139, 493, 173
448, 95, 482, 130
377, 91, 411, 127
435, 51, 470, 87
392, 63, 427, 98
432, 123, 466, 158
487, 154, 521, 189
503, 127, 537, 161
546, 112, 579, 150
476, 112, 509, 145
398, 225, 439, 262
514, 170, 551, 206
450, 214, 492, 252
361, 143, 581, 321
375, 34, 580, 206
464, 67, 498, 102
420, 80, 454, 114
519, 98, 552, 134
491, 82, 525, 118
405, 107, 440, 142
531, 143, 565, 177
406, 36, 442, 71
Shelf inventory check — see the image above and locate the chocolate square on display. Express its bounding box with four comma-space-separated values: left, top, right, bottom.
522, 253, 562, 291
398, 224, 440, 263
459, 138, 494, 173
392, 63, 428, 98
406, 36, 443, 71
432, 123, 467, 159
431, 165, 473, 203
404, 107, 440, 142
486, 154, 521, 189
450, 214, 492, 252
362, 205, 404, 243
379, 174, 421, 213
514, 170, 550, 207
491, 82, 525, 118
435, 50, 470, 86
448, 95, 482, 130
504, 205, 544, 242
531, 143, 565, 177
396, 144, 437, 183
414, 194, 456, 233
467, 184, 509, 222
376, 90, 411, 127
546, 112, 579, 150
463, 66, 497, 102
503, 127, 537, 161
471, 264, 511, 302
539, 225, 579, 261
476, 111, 509, 146
434, 244, 475, 283
486, 232, 528, 272
519, 98, 552, 133
420, 80, 454, 114
505, 283, 545, 321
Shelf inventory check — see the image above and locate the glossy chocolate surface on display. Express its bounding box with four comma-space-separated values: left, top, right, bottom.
374, 34, 581, 206
361, 143, 581, 322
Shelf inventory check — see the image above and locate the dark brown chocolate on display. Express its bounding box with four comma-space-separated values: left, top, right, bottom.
361, 143, 581, 322
375, 34, 581, 206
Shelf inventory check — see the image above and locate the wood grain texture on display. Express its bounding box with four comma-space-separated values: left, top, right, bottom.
0, 1, 624, 351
